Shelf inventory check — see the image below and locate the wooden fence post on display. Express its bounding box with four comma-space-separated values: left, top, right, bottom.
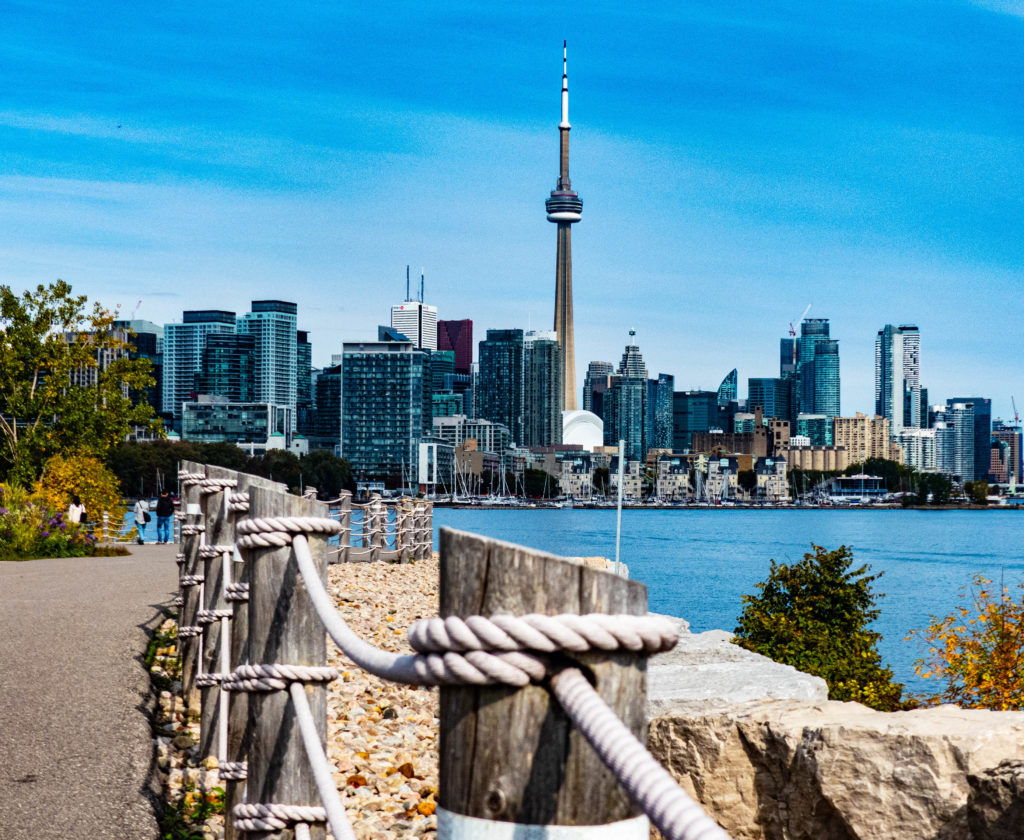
198, 465, 237, 763
245, 485, 331, 840
438, 527, 648, 831
223, 472, 287, 840
179, 459, 206, 713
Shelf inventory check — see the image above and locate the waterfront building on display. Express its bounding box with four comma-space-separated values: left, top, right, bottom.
826, 474, 886, 500
647, 373, 674, 452
993, 420, 1023, 485
391, 300, 438, 351
706, 456, 739, 500
933, 402, 976, 483
559, 452, 594, 498
197, 333, 256, 403
477, 329, 524, 444
898, 428, 937, 473
546, 42, 583, 412
583, 361, 613, 416
437, 319, 473, 373
755, 456, 789, 502
947, 397, 992, 481
432, 414, 512, 456
418, 439, 455, 494
313, 363, 341, 452
832, 413, 891, 463
783, 445, 850, 472
609, 457, 643, 501
796, 413, 832, 447
656, 454, 691, 501
340, 339, 429, 482
875, 324, 922, 438
523, 330, 562, 447
163, 310, 237, 429
238, 300, 298, 432
181, 395, 292, 446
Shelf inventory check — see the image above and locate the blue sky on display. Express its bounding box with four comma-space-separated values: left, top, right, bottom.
2, 0, 1022, 418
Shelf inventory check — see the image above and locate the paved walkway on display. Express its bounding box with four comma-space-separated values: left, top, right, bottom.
0, 544, 179, 840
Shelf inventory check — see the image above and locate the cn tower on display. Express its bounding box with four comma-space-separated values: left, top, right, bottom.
545, 40, 583, 412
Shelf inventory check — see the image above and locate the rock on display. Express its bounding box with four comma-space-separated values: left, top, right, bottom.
647, 628, 827, 716
648, 699, 1024, 840
172, 733, 194, 750
967, 759, 1024, 840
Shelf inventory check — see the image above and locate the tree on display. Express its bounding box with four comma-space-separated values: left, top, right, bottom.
737, 469, 757, 496
35, 452, 125, 534
592, 467, 610, 496
964, 481, 990, 506
299, 450, 354, 498
734, 544, 903, 710
523, 468, 554, 498
0, 281, 157, 484
908, 576, 1024, 710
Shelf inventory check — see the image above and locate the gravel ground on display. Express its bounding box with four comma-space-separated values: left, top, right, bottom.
325, 556, 440, 839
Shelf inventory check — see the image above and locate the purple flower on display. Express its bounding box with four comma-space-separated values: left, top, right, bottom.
42, 531, 50, 538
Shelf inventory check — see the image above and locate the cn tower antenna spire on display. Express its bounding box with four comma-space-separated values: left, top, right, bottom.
546, 40, 582, 414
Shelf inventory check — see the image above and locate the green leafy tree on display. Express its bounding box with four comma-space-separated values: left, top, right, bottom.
734, 543, 903, 710
844, 458, 916, 493
0, 281, 157, 484
592, 467, 610, 496
523, 468, 554, 498
737, 469, 757, 495
299, 449, 354, 498
964, 481, 990, 506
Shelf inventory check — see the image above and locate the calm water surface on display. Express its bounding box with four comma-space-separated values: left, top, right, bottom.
432, 508, 1024, 690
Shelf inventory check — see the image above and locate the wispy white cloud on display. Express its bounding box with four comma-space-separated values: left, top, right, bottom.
968, 0, 1024, 16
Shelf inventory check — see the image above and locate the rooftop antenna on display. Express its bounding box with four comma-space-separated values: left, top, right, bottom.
406, 265, 411, 302
419, 268, 425, 303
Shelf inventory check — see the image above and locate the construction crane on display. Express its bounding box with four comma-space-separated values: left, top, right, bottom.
1013, 396, 1019, 425
788, 304, 811, 365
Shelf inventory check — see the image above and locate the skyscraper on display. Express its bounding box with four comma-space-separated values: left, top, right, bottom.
717, 369, 738, 408
238, 300, 298, 432
523, 330, 562, 447
795, 319, 840, 420
197, 333, 256, 402
296, 330, 314, 435
875, 324, 921, 438
437, 319, 473, 373
583, 361, 613, 416
947, 397, 992, 481
163, 310, 236, 429
604, 332, 648, 459
477, 329, 525, 445
546, 42, 583, 412
646, 373, 674, 451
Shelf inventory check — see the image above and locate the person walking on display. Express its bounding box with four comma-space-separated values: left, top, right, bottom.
133, 497, 149, 544
155, 489, 174, 544
67, 495, 86, 525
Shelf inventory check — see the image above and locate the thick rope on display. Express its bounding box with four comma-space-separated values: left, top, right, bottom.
551, 668, 731, 840
172, 595, 184, 607
198, 544, 234, 559
199, 477, 238, 494
177, 625, 202, 638
178, 471, 205, 484
219, 761, 247, 781
236, 516, 342, 549
180, 574, 205, 586
197, 609, 233, 624
225, 582, 249, 602
195, 672, 229, 687
222, 663, 338, 693
175, 553, 187, 565
232, 803, 327, 832
228, 491, 250, 512
180, 525, 206, 536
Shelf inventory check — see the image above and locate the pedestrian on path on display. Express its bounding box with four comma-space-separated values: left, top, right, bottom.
67, 495, 86, 525
133, 498, 149, 544
155, 489, 174, 544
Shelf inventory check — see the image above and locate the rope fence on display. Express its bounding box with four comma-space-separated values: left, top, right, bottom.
173, 460, 731, 840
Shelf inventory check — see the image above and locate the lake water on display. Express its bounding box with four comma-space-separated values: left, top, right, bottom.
432, 508, 1024, 691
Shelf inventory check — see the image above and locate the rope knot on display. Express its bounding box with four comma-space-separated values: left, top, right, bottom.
199, 477, 238, 494
225, 582, 250, 602
198, 544, 234, 559
222, 663, 338, 692
232, 803, 327, 831
236, 516, 342, 550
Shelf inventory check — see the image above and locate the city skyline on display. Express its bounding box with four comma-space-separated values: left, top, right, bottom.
2, 2, 1023, 418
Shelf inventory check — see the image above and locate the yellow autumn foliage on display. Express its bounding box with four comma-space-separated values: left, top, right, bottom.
34, 452, 126, 538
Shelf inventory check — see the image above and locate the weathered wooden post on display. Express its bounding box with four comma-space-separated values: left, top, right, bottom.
179, 460, 206, 713
335, 491, 351, 564
197, 465, 238, 763
222, 472, 287, 840
370, 494, 385, 552
439, 528, 649, 835
396, 499, 412, 563
243, 485, 332, 840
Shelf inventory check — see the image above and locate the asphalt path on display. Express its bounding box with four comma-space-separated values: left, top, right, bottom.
0, 545, 179, 839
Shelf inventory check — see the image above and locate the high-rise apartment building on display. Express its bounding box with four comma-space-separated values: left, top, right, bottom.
114, 319, 164, 415
794, 319, 840, 420
993, 420, 1023, 485
898, 428, 937, 473
832, 413, 891, 463
296, 330, 314, 435
314, 363, 341, 452
646, 373, 674, 452
163, 310, 237, 429
672, 391, 720, 452
947, 397, 992, 481
717, 369, 738, 408
341, 339, 429, 480
238, 301, 298, 432
933, 402, 975, 482
875, 324, 921, 438
477, 329, 525, 445
523, 331, 562, 447
583, 361, 613, 416
437, 319, 473, 374
748, 377, 793, 423
197, 333, 256, 403
603, 333, 648, 459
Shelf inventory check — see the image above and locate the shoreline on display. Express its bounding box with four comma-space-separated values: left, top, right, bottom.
432, 503, 1021, 511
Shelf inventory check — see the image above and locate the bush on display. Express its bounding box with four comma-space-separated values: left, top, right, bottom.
734, 543, 903, 710
0, 483, 96, 560
35, 452, 126, 539
907, 575, 1024, 710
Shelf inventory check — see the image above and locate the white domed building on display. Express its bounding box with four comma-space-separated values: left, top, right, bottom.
562, 410, 603, 452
